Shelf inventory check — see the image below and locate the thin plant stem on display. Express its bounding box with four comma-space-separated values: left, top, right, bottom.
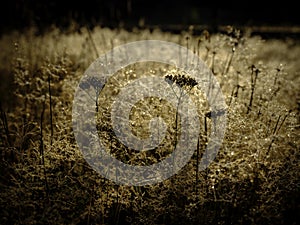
186, 36, 189, 69
272, 115, 282, 135
274, 68, 280, 86
247, 66, 259, 114
40, 96, 49, 200
228, 87, 236, 107
277, 110, 292, 133
0, 101, 10, 146
172, 92, 182, 174
229, 71, 240, 106
87, 27, 99, 58
266, 111, 290, 155
204, 46, 210, 62
195, 135, 200, 196
197, 39, 201, 68
222, 47, 235, 76
212, 51, 216, 74
48, 73, 53, 145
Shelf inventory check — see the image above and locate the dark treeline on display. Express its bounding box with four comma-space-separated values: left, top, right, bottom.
1, 0, 300, 34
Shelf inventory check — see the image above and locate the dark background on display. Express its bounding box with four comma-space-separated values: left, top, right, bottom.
1, 0, 299, 34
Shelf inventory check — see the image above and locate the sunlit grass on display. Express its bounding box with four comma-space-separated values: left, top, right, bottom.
0, 25, 299, 225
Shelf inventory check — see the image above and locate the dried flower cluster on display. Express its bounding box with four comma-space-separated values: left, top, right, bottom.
165, 74, 198, 88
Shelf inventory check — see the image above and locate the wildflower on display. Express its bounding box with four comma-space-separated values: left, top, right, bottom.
79, 76, 103, 92
164, 74, 198, 89
205, 109, 226, 119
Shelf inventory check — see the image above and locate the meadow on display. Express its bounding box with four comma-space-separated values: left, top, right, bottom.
0, 25, 299, 224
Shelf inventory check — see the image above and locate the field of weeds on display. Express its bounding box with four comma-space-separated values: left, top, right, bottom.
0, 26, 299, 225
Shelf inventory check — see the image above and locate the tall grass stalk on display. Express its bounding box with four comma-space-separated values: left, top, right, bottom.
247, 65, 259, 114
40, 96, 49, 200
48, 73, 53, 145
228, 71, 241, 106
222, 47, 235, 76
0, 101, 10, 146
267, 110, 291, 155
87, 27, 99, 58
195, 135, 200, 196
